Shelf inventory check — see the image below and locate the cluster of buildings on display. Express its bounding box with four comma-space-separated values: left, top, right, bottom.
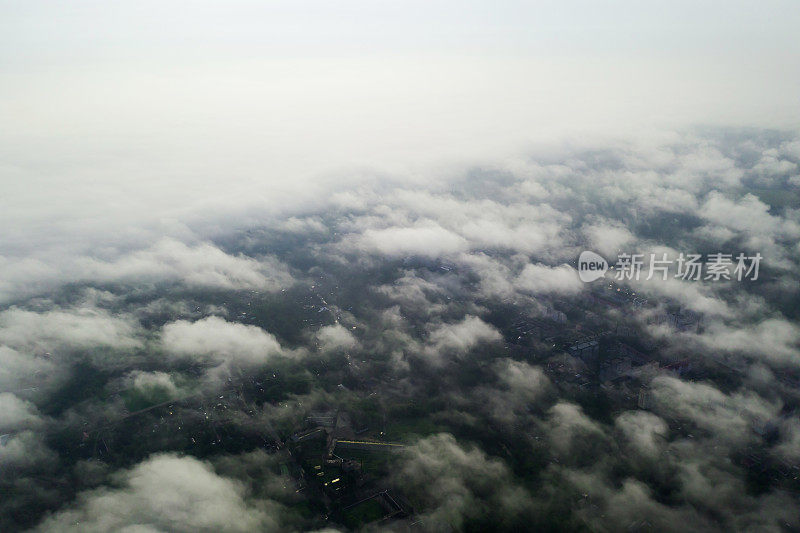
288, 409, 413, 529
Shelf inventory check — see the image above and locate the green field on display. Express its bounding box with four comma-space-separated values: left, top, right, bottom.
342, 498, 386, 529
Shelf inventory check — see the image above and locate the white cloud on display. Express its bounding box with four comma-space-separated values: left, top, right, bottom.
696, 318, 800, 365
583, 222, 635, 258
544, 402, 605, 455
515, 263, 582, 295
614, 410, 668, 458
481, 359, 552, 423
752, 148, 798, 177
426, 315, 502, 359
354, 222, 468, 258
0, 392, 45, 432
161, 316, 284, 368
651, 376, 779, 445
128, 371, 181, 398
0, 239, 293, 304
700, 192, 800, 240
83, 239, 294, 291
0, 393, 53, 469
0, 307, 142, 354
396, 433, 531, 530
0, 430, 56, 469
455, 253, 516, 299
34, 454, 280, 533
314, 324, 357, 352
279, 216, 328, 234
494, 359, 550, 400
0, 345, 54, 393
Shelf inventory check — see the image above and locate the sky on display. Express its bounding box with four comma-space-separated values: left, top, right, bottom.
1, 0, 799, 259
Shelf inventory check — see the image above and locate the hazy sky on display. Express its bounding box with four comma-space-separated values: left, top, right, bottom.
1, 1, 799, 255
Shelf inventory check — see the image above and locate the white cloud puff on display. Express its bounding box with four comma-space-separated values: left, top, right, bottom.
314, 324, 357, 352
354, 223, 469, 258
34, 454, 280, 533
0, 307, 142, 354
427, 315, 502, 358
82, 238, 294, 291
515, 263, 583, 295
161, 316, 284, 367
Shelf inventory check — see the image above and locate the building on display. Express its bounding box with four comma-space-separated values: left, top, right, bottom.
637, 386, 652, 409
568, 339, 599, 363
